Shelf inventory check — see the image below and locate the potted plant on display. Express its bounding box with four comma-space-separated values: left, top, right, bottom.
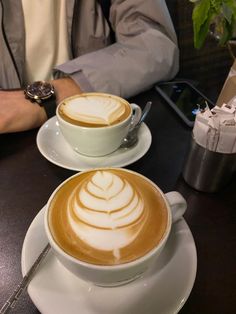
189, 0, 236, 58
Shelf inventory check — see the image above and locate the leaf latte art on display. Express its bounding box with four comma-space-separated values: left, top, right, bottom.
58, 93, 131, 127
48, 168, 168, 265
67, 171, 146, 259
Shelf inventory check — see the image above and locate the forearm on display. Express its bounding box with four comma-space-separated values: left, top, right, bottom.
0, 77, 82, 134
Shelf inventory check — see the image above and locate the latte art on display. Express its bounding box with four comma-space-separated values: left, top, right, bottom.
48, 169, 168, 265
58, 93, 131, 127
67, 171, 146, 259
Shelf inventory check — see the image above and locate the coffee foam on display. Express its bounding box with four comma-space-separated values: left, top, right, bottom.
59, 94, 130, 127
67, 171, 145, 259
48, 169, 168, 266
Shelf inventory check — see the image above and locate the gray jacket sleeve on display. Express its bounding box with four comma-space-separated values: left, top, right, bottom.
54, 0, 179, 99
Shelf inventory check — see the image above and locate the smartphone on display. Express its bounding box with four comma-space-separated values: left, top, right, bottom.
155, 80, 215, 127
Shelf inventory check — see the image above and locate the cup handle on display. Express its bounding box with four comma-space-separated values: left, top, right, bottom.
165, 191, 187, 223
130, 103, 142, 129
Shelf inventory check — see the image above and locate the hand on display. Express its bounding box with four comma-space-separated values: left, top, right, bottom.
0, 89, 47, 134
0, 78, 82, 134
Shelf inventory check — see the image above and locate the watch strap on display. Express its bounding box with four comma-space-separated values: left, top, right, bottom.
41, 95, 57, 119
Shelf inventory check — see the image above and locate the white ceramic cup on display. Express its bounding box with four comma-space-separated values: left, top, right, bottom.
44, 168, 187, 287
56, 93, 142, 157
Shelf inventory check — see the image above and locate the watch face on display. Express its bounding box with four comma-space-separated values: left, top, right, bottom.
26, 81, 54, 101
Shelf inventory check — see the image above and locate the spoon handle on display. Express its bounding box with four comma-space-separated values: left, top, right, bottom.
0, 244, 51, 314
138, 101, 152, 125
132, 101, 152, 132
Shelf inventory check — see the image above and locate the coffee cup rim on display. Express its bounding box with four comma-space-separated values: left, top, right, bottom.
44, 167, 172, 270
56, 92, 132, 130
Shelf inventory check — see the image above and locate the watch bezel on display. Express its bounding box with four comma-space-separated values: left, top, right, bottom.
24, 81, 55, 104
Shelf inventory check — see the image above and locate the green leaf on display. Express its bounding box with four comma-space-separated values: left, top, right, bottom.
192, 0, 212, 48
210, 0, 221, 12
189, 0, 236, 48
194, 17, 212, 48
192, 0, 211, 33
222, 3, 233, 23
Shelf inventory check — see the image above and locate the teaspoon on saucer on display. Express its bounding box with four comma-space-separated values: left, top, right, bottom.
0, 244, 50, 314
120, 101, 152, 148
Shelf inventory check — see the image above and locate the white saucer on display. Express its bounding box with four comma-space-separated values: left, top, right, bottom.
21, 206, 197, 314
36, 117, 152, 171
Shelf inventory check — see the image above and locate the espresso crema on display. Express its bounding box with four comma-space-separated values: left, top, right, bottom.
58, 93, 131, 127
48, 169, 168, 266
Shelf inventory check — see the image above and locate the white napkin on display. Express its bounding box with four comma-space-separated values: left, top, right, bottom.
193, 98, 236, 153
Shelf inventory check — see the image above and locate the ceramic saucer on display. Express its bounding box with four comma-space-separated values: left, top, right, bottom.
21, 206, 197, 314
36, 117, 152, 171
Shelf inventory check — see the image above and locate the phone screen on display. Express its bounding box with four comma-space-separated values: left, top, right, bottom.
158, 82, 213, 122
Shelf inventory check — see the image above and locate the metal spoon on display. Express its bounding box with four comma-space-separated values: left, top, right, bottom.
0, 244, 51, 314
120, 101, 152, 148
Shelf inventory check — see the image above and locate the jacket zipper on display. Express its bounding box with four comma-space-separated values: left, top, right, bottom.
0, 0, 21, 85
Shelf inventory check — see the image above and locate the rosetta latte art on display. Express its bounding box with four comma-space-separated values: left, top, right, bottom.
67, 171, 146, 260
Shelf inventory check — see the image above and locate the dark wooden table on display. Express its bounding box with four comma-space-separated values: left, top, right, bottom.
0, 87, 236, 314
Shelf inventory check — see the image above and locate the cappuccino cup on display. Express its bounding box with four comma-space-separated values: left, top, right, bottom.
56, 93, 141, 157
44, 168, 187, 286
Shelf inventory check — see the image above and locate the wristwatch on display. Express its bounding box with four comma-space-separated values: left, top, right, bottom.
24, 81, 57, 119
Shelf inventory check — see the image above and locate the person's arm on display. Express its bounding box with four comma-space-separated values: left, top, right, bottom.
54, 0, 179, 99
0, 0, 178, 134
0, 77, 81, 133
